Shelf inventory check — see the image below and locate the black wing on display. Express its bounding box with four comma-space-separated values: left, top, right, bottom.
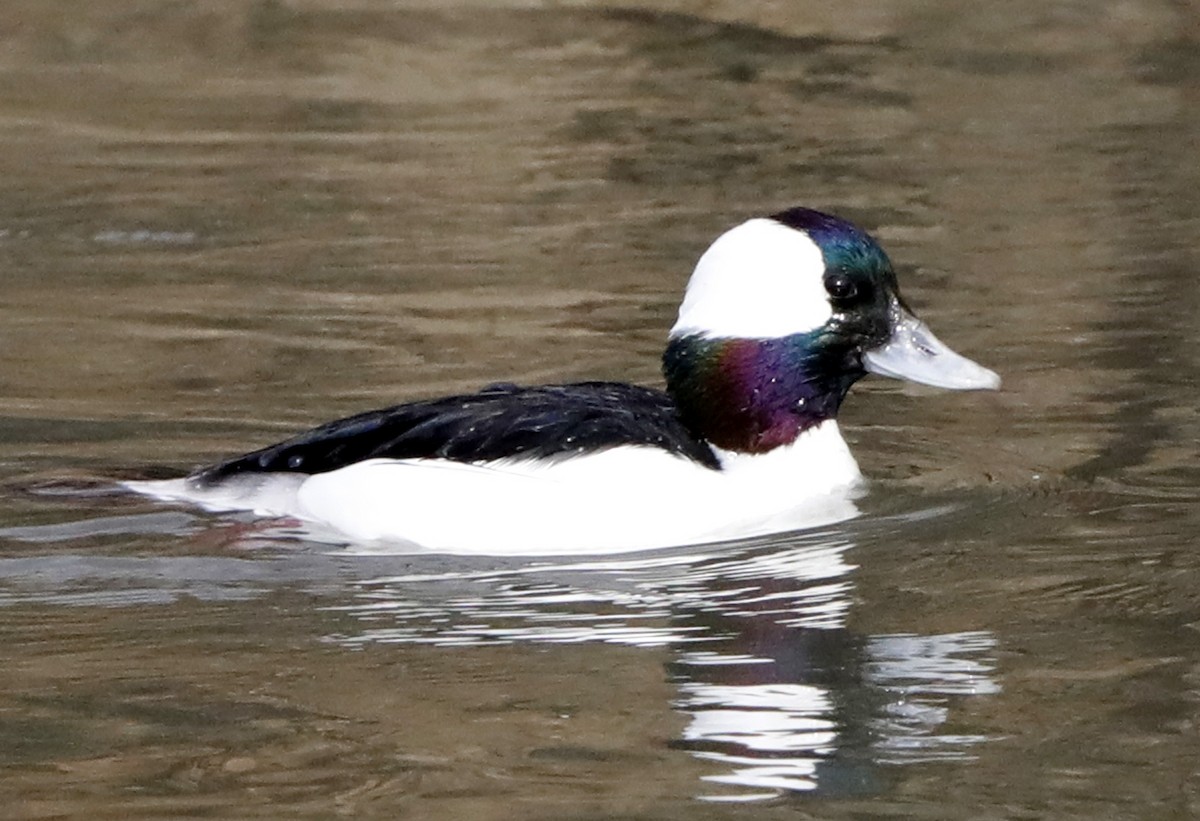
193, 381, 719, 484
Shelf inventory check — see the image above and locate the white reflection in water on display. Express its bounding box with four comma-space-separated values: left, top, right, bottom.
673, 631, 996, 798
328, 532, 999, 800
0, 508, 998, 800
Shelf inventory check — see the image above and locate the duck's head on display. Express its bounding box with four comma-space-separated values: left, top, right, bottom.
663, 207, 1000, 455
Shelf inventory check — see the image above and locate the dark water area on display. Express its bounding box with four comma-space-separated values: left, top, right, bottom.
2, 1, 1200, 817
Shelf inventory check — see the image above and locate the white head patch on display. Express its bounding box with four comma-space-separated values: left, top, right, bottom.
670, 218, 833, 340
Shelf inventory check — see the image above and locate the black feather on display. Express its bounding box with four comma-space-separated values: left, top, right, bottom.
192, 381, 719, 484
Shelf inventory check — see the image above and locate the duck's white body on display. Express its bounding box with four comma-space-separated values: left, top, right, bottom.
125, 207, 998, 555
127, 420, 862, 554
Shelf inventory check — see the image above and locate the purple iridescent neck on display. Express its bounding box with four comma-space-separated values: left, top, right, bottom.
662, 332, 862, 454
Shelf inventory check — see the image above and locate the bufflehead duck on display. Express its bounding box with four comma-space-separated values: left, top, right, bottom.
126, 207, 999, 554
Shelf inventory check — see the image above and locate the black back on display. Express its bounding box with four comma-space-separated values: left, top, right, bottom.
193, 381, 719, 484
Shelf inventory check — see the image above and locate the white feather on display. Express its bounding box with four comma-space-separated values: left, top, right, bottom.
125, 421, 862, 555
671, 218, 832, 340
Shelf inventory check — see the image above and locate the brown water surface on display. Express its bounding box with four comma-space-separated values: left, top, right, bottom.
2, 1, 1199, 817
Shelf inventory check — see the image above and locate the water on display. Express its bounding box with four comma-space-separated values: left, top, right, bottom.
2, 1, 1199, 817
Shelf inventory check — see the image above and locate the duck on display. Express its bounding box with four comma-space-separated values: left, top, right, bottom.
125, 207, 1000, 555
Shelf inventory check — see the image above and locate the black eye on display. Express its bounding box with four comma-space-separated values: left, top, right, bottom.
824, 273, 857, 301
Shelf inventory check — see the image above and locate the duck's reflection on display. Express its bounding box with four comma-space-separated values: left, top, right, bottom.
670, 630, 995, 798
0, 507, 998, 798
336, 532, 999, 800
